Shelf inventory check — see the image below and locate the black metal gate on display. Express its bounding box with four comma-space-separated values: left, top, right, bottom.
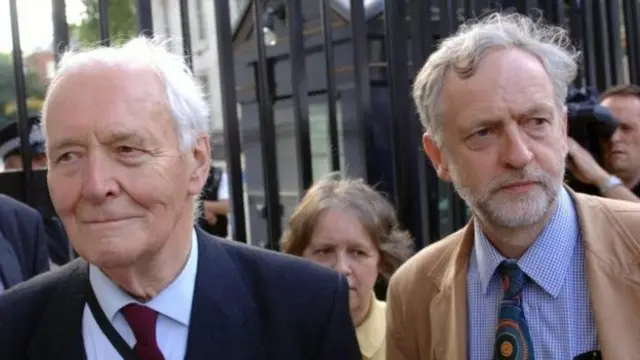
3, 0, 640, 250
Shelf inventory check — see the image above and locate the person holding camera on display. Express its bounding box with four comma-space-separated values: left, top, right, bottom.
567, 84, 640, 202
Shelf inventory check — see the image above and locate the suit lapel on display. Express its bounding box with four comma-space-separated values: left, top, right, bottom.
26, 260, 88, 360
185, 229, 264, 360
0, 234, 23, 288
429, 224, 474, 360
573, 192, 640, 358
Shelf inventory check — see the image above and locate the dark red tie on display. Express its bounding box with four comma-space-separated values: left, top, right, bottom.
120, 303, 165, 360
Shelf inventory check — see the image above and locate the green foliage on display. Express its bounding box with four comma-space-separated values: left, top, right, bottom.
72, 0, 137, 46
0, 53, 46, 125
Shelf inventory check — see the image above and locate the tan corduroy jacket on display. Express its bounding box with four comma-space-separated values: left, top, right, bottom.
386, 190, 640, 360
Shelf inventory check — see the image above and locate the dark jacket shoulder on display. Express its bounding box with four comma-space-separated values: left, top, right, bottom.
0, 260, 84, 355
0, 194, 44, 227
0, 194, 50, 280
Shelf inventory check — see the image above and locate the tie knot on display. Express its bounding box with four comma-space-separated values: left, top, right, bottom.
497, 261, 527, 299
120, 303, 159, 346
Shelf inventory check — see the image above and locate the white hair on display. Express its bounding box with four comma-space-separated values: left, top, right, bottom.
413, 12, 581, 146
43, 36, 211, 151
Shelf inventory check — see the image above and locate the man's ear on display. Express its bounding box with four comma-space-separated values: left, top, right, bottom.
188, 133, 211, 196
422, 133, 451, 181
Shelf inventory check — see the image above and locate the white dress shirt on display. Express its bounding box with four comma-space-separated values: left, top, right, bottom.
82, 229, 199, 360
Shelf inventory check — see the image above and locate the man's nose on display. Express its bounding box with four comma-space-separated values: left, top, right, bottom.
500, 128, 534, 169
81, 154, 120, 202
611, 129, 623, 143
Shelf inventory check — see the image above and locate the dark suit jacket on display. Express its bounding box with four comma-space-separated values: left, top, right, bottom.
0, 194, 49, 289
0, 228, 361, 360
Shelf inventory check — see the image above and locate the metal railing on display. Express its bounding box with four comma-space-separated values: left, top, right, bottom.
3, 0, 640, 249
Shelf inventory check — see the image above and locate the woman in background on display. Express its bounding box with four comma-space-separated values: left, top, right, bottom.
281, 173, 414, 360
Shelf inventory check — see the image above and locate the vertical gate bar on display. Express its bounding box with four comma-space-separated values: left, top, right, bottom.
411, 0, 434, 63
606, 0, 623, 85
622, 0, 636, 83
464, 0, 476, 20
580, 0, 597, 87
98, 0, 110, 46
632, 0, 640, 84
411, 0, 438, 246
350, 0, 375, 183
384, 0, 416, 241
213, 0, 247, 243
320, 0, 340, 172
439, 0, 454, 35
591, 1, 613, 91
593, 0, 612, 90
569, 0, 585, 87
287, 0, 313, 194
624, 0, 640, 84
9, 0, 34, 208
180, 0, 193, 70
136, 0, 154, 36
514, 0, 539, 16
52, 0, 70, 62
253, 0, 282, 250
545, 0, 566, 25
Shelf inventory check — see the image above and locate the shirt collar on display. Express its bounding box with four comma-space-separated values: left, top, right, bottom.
356, 292, 386, 358
89, 228, 199, 326
474, 187, 579, 298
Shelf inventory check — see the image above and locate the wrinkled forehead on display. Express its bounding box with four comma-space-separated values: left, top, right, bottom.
601, 95, 640, 125
43, 64, 172, 139
440, 49, 558, 124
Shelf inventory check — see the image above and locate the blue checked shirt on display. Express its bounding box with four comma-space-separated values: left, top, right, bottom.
467, 187, 599, 359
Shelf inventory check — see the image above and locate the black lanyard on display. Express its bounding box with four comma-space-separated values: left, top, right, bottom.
85, 282, 139, 360
574, 351, 602, 360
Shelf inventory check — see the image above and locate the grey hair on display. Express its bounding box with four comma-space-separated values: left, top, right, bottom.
412, 12, 581, 146
43, 36, 211, 150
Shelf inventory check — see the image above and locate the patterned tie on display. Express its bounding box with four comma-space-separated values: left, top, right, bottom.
121, 303, 166, 360
493, 261, 535, 360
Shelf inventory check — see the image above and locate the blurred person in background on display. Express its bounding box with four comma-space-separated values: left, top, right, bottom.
0, 115, 48, 171
282, 173, 414, 360
0, 114, 71, 266
568, 84, 640, 202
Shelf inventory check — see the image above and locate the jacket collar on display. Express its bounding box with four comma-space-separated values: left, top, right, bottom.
184, 228, 265, 360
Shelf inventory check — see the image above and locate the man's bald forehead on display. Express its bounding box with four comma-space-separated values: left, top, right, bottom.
44, 63, 165, 121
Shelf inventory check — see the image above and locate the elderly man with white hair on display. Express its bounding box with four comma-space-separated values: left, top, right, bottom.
386, 12, 640, 360
0, 37, 360, 360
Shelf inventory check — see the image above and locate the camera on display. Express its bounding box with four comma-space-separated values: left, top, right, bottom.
565, 87, 619, 194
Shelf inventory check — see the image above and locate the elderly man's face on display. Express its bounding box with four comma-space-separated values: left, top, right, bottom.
44, 65, 210, 268
423, 48, 568, 229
